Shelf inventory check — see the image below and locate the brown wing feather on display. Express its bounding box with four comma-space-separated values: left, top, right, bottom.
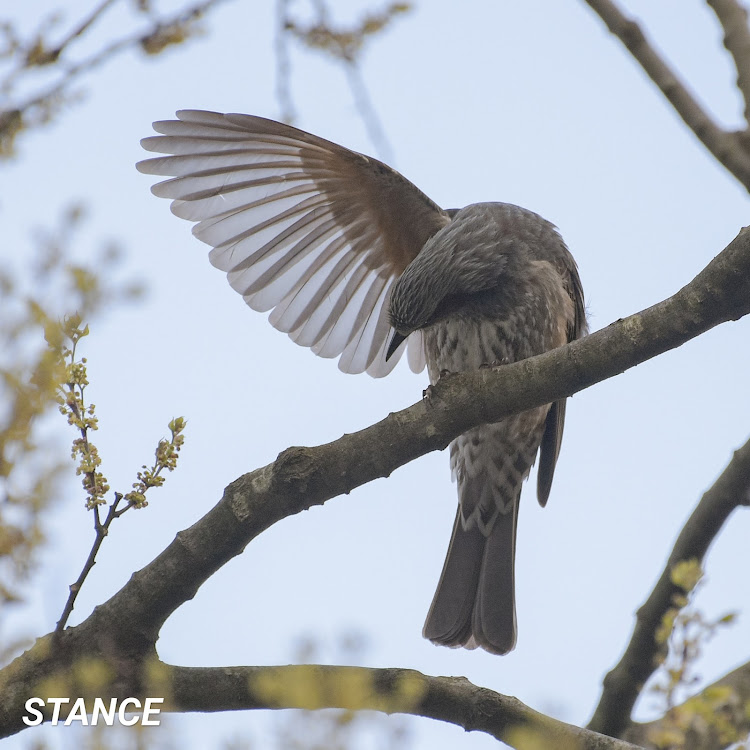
536, 255, 587, 506
137, 110, 448, 376
219, 113, 450, 274
537, 399, 566, 507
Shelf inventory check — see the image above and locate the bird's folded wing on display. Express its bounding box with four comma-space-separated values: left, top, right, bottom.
536, 251, 587, 504
137, 110, 449, 376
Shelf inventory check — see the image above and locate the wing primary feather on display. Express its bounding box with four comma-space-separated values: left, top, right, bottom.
310, 263, 372, 357
139, 110, 452, 377
282, 242, 363, 343
241, 219, 342, 309
338, 274, 389, 373
269, 235, 353, 332
205, 194, 328, 269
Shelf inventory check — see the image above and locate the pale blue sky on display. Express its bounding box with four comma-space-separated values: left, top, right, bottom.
3, 1, 750, 748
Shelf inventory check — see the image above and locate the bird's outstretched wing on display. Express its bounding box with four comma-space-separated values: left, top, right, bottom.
137, 110, 451, 376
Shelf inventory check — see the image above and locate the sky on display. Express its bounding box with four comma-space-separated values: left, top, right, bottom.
2, 0, 750, 748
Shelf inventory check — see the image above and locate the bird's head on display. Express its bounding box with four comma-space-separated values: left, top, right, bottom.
386, 205, 513, 360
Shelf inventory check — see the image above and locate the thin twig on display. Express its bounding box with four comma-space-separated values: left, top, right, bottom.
345, 60, 395, 163
280, 0, 401, 161
274, 0, 296, 123
46, 0, 225, 100
50, 0, 121, 61
54, 493, 129, 635
1, 0, 229, 149
706, 0, 750, 123
588, 435, 750, 738
582, 0, 750, 191
54, 414, 184, 633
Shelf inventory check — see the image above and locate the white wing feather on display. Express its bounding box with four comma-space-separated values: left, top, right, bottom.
137, 110, 448, 376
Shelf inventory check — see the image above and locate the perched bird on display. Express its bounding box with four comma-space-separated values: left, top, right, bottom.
137, 111, 586, 655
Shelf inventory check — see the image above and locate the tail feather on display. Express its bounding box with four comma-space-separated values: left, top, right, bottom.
422, 507, 484, 646
423, 494, 519, 655
472, 501, 518, 654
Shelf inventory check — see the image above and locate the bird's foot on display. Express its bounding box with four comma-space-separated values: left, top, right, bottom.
423, 369, 457, 401
479, 359, 507, 370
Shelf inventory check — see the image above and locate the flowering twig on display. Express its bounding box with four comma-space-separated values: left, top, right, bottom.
645, 560, 739, 749
279, 0, 410, 161
0, 0, 229, 156
54, 318, 185, 633
588, 434, 750, 738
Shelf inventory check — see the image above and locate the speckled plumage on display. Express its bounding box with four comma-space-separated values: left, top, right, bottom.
391, 203, 585, 654
138, 111, 586, 656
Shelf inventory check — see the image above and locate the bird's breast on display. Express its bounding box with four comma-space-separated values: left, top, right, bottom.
421, 260, 574, 384
423, 316, 521, 385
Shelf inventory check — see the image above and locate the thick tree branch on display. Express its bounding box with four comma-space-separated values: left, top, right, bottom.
59, 226, 750, 652
588, 435, 750, 738
0, 651, 645, 748
582, 0, 750, 191
163, 663, 644, 749
0, 228, 749, 739
707, 0, 750, 123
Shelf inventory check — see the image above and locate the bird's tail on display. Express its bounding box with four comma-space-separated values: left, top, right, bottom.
472, 502, 518, 654
422, 495, 519, 655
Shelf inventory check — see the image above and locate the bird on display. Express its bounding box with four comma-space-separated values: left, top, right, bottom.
137, 110, 586, 655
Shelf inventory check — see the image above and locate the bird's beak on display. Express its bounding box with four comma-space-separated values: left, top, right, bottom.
386, 330, 407, 361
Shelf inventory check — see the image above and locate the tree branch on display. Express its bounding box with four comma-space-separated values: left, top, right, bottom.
0, 0, 230, 156
706, 0, 750, 123
274, 0, 296, 123
0, 228, 749, 740
588, 435, 750, 738
54, 493, 123, 635
581, 0, 750, 191
344, 60, 395, 163
0, 650, 642, 749
625, 659, 750, 749
61, 225, 750, 653
163, 663, 644, 750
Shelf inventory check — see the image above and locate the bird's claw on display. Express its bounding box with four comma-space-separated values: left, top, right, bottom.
479, 359, 506, 370
423, 369, 456, 402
